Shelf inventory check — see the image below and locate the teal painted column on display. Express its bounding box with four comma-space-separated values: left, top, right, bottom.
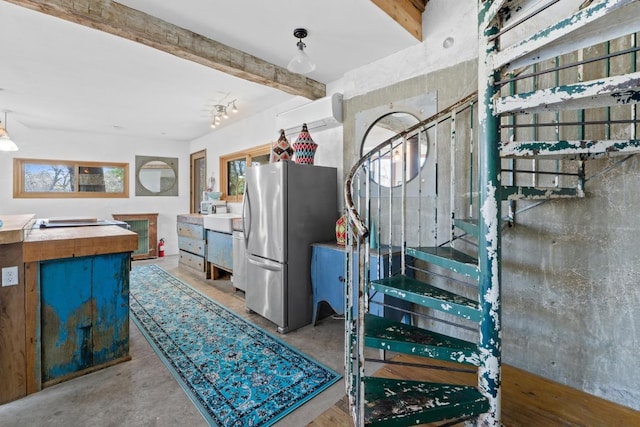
477, 1, 502, 426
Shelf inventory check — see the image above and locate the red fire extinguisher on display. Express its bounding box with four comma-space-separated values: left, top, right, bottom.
158, 238, 165, 257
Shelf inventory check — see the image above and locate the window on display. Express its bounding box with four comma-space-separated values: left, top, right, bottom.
14, 158, 129, 198
219, 143, 271, 202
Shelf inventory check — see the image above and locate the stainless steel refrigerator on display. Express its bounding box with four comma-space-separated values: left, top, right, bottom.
243, 161, 337, 333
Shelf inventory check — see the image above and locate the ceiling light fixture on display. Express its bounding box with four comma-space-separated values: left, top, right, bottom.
210, 100, 238, 129
0, 111, 18, 152
287, 28, 316, 74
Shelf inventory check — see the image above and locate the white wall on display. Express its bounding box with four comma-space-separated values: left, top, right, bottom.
343, 0, 478, 98
0, 125, 190, 255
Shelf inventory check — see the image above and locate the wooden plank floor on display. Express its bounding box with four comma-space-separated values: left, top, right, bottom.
307, 354, 640, 426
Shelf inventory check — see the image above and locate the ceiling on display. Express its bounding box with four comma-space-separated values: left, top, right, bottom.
0, 0, 422, 142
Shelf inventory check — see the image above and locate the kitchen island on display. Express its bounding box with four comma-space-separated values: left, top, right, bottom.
0, 214, 36, 404
0, 215, 138, 403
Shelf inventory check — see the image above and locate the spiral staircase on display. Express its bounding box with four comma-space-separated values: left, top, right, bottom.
343, 1, 640, 425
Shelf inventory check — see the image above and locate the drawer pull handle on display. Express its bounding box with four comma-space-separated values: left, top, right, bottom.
339, 276, 345, 283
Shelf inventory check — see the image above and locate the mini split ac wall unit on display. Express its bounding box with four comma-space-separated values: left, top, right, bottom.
275, 93, 343, 137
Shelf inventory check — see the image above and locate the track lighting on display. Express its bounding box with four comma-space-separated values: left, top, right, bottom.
210, 100, 238, 129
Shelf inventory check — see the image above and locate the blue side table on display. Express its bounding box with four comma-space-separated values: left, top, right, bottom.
310, 242, 412, 325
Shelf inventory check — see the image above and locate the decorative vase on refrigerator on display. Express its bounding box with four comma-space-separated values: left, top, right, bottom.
243, 161, 337, 333
293, 123, 318, 164
271, 129, 294, 162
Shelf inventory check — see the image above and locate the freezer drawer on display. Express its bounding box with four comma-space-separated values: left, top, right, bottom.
246, 255, 286, 332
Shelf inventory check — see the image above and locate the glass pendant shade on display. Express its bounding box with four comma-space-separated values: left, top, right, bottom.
287, 45, 316, 74
0, 128, 18, 151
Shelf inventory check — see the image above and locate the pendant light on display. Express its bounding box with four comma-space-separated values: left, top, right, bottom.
287, 28, 316, 74
0, 111, 18, 152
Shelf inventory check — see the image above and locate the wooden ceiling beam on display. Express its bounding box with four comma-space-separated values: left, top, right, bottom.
5, 0, 326, 100
370, 0, 427, 41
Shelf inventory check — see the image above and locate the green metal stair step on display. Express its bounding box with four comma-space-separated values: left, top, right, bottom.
454, 218, 479, 239
501, 185, 582, 200
499, 139, 640, 160
363, 377, 489, 426
364, 314, 479, 366
405, 246, 479, 280
370, 275, 480, 322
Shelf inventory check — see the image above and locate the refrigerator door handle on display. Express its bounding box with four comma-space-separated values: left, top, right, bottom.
247, 255, 282, 272
242, 186, 251, 249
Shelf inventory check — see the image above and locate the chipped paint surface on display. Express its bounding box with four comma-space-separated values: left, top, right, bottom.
478, 3, 502, 421
493, 0, 637, 70
500, 139, 640, 159
496, 72, 640, 114
502, 185, 581, 200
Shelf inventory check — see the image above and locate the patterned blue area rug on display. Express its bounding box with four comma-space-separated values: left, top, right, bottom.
130, 264, 340, 427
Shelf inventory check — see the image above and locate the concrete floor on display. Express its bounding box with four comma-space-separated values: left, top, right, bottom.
0, 255, 346, 426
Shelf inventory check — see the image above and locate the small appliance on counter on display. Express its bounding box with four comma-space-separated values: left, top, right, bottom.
200, 199, 227, 214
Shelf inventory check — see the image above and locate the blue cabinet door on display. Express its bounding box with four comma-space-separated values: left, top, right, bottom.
207, 230, 233, 271
92, 253, 130, 366
40, 253, 130, 383
311, 245, 347, 324
311, 244, 412, 325
41, 257, 93, 382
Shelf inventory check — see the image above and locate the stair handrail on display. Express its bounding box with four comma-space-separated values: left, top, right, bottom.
344, 91, 479, 239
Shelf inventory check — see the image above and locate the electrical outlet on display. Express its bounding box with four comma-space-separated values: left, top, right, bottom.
2, 266, 19, 287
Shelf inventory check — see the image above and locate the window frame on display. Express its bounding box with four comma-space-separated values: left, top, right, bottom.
13, 158, 129, 198
219, 143, 271, 203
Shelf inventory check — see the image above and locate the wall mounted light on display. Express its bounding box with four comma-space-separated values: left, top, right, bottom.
210, 100, 238, 129
287, 28, 316, 74
0, 111, 18, 152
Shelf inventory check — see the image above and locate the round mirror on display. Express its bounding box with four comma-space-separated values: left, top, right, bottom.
361, 112, 427, 187
138, 160, 176, 193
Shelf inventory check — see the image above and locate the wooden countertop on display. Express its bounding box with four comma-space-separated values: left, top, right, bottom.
177, 213, 204, 225
23, 225, 138, 262
0, 214, 36, 245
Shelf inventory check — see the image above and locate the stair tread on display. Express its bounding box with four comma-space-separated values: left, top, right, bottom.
408, 246, 477, 264
371, 275, 480, 322
453, 218, 479, 238
502, 185, 582, 200
406, 246, 479, 279
500, 139, 640, 160
496, 72, 640, 114
493, 1, 638, 73
365, 314, 479, 365
364, 377, 489, 426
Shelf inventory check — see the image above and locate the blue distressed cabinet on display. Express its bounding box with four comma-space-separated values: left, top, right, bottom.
40, 252, 130, 384
206, 230, 233, 274
310, 242, 411, 325
177, 214, 208, 278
